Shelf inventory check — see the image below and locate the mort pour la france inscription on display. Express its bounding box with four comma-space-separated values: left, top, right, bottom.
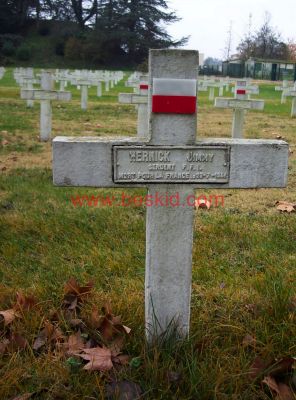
113, 146, 230, 183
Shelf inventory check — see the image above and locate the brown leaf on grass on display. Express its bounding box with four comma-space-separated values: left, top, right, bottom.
15, 292, 37, 311
249, 357, 272, 380
250, 356, 296, 389
76, 347, 113, 371
33, 321, 65, 351
268, 357, 295, 378
276, 201, 296, 213
66, 331, 86, 355
262, 376, 295, 400
90, 305, 131, 342
68, 318, 84, 328
62, 278, 94, 312
9, 333, 28, 351
0, 309, 20, 326
105, 380, 142, 400
2, 139, 9, 146
242, 334, 256, 348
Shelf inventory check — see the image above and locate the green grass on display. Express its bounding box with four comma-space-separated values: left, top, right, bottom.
0, 71, 295, 399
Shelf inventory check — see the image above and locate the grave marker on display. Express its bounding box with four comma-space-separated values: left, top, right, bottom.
53, 50, 288, 342
21, 71, 71, 141
275, 80, 292, 104
0, 67, 5, 79
215, 80, 264, 138
118, 76, 149, 137
16, 68, 39, 108
283, 83, 296, 117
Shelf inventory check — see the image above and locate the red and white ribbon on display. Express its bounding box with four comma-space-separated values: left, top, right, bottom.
152, 78, 197, 114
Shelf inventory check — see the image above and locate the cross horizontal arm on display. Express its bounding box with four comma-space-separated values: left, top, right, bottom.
285, 90, 296, 97
21, 90, 71, 101
53, 137, 288, 189
118, 93, 148, 104
215, 98, 264, 110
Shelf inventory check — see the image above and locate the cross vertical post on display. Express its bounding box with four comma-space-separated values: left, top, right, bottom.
145, 50, 198, 340
21, 71, 71, 142
40, 71, 53, 142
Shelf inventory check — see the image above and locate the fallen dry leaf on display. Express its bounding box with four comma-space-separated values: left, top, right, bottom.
9, 333, 28, 351
268, 357, 295, 378
249, 357, 272, 380
16, 292, 37, 311
0, 309, 20, 326
90, 305, 131, 342
33, 321, 64, 351
66, 331, 86, 355
276, 201, 296, 213
62, 278, 94, 312
2, 139, 9, 146
76, 347, 113, 371
263, 376, 295, 400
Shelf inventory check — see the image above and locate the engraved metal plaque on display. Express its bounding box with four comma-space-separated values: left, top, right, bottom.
113, 146, 230, 183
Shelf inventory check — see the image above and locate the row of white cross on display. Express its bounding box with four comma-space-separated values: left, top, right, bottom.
15, 67, 124, 110
275, 80, 296, 116
17, 68, 124, 141
9, 66, 296, 143
53, 49, 289, 342
119, 77, 264, 139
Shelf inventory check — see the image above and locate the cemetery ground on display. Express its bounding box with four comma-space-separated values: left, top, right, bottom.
0, 69, 295, 399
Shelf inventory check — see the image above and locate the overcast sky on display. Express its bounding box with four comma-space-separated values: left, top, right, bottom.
166, 0, 296, 60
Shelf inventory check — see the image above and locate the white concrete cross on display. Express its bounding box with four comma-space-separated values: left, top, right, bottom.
0, 67, 5, 80
55, 69, 70, 91
283, 82, 296, 117
16, 68, 40, 108
88, 71, 105, 97
215, 80, 265, 138
71, 73, 94, 110
201, 79, 227, 100
275, 80, 293, 103
53, 50, 288, 342
231, 80, 259, 99
21, 71, 71, 142
118, 76, 149, 137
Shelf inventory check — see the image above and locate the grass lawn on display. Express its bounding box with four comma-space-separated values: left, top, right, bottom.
0, 69, 295, 399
